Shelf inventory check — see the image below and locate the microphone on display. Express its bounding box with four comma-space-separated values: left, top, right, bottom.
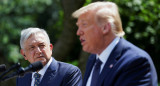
0, 64, 6, 72
22, 61, 43, 73
0, 61, 43, 81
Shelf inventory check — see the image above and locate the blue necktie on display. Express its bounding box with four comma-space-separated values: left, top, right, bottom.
34, 73, 41, 86
91, 58, 102, 86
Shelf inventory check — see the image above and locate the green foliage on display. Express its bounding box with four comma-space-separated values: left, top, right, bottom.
67, 60, 78, 66
84, 0, 92, 6
49, 9, 64, 43
0, 0, 54, 63
8, 44, 22, 63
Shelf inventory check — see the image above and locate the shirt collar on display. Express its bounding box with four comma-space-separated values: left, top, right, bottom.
97, 37, 120, 64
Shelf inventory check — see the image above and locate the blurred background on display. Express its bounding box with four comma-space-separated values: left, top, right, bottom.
0, 0, 159, 85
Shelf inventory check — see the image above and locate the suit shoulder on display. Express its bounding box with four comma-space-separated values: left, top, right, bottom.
55, 62, 82, 86
122, 39, 150, 58
57, 61, 81, 72
56, 61, 82, 80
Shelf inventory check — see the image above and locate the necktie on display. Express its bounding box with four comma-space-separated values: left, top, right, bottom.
91, 58, 102, 86
34, 73, 41, 86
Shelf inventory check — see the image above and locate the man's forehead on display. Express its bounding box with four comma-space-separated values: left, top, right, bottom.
28, 42, 45, 46
25, 33, 46, 43
77, 12, 95, 23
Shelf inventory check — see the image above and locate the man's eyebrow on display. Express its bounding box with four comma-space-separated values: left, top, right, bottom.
28, 45, 34, 47
39, 42, 45, 44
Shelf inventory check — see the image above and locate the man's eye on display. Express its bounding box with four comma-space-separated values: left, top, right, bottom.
82, 23, 87, 26
29, 47, 34, 50
39, 45, 45, 48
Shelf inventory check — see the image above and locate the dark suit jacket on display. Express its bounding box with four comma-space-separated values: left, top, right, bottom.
83, 38, 158, 86
16, 58, 82, 86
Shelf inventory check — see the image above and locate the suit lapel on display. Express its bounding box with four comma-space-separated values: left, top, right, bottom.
97, 38, 124, 86
22, 73, 32, 86
83, 54, 96, 86
40, 58, 57, 86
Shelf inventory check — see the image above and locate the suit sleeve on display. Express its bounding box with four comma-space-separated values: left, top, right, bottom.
62, 66, 82, 86
16, 78, 19, 86
115, 57, 154, 86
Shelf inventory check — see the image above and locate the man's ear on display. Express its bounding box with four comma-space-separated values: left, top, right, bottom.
50, 44, 53, 51
102, 23, 111, 34
20, 49, 27, 60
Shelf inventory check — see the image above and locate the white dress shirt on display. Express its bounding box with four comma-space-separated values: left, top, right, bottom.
86, 37, 120, 86
31, 57, 52, 86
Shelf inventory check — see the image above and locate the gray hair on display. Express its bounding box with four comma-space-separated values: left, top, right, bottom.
72, 1, 125, 37
20, 27, 50, 49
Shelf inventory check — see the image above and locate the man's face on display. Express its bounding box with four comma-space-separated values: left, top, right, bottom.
21, 33, 53, 66
76, 11, 104, 54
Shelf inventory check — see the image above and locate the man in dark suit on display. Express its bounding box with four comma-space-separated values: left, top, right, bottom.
17, 27, 82, 86
72, 1, 158, 86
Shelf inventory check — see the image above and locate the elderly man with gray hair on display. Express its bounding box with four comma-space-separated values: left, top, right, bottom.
16, 27, 82, 86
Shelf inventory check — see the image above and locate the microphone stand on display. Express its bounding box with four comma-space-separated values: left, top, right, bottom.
0, 61, 43, 82
0, 67, 25, 82
0, 63, 20, 82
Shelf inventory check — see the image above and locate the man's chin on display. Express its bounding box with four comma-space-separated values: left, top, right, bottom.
40, 60, 47, 66
34, 59, 47, 66
83, 47, 89, 52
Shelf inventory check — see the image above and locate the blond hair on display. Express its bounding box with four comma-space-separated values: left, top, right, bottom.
72, 1, 125, 37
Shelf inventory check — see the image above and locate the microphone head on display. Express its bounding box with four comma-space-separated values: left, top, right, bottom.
0, 64, 6, 72
31, 61, 43, 72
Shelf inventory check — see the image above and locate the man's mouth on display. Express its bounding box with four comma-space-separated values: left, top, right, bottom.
37, 56, 44, 58
80, 38, 85, 45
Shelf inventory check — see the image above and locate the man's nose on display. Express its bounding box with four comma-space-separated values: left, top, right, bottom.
76, 28, 83, 36
35, 47, 42, 53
